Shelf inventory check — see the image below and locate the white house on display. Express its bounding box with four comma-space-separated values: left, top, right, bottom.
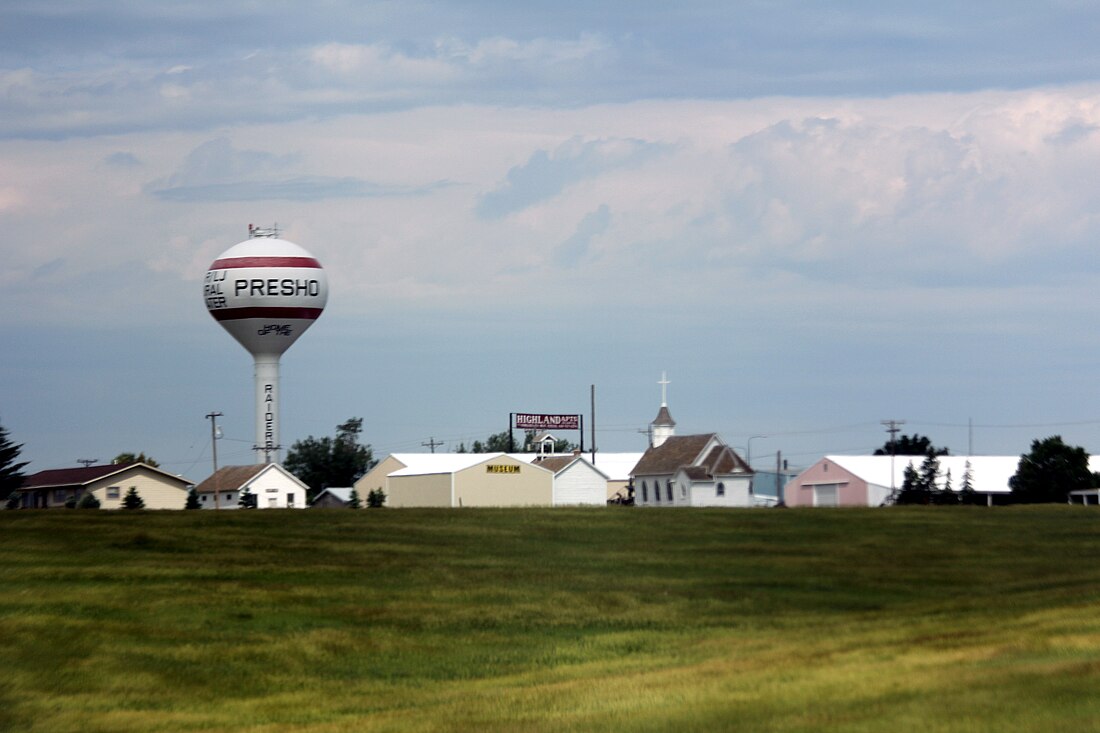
193, 464, 309, 509
530, 454, 609, 506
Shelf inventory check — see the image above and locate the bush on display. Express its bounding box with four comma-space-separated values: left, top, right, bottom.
77, 492, 100, 509
367, 488, 386, 508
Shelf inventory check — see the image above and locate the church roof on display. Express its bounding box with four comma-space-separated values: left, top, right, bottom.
651, 405, 676, 427
632, 434, 714, 475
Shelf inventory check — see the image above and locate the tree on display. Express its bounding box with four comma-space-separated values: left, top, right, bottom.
1010, 435, 1093, 503
185, 487, 201, 510
122, 487, 145, 510
238, 487, 257, 509
113, 452, 159, 467
0, 420, 30, 502
367, 488, 386, 508
874, 433, 949, 457
471, 431, 512, 453
77, 492, 100, 509
284, 418, 376, 500
348, 488, 361, 509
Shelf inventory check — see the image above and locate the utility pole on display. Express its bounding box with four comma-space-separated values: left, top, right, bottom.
207, 411, 223, 510
881, 419, 905, 497
421, 437, 444, 454
77, 458, 98, 468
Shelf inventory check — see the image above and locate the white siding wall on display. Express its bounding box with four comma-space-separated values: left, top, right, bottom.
552, 462, 607, 506
690, 475, 753, 507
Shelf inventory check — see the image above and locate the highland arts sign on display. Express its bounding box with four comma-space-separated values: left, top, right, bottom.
514, 413, 580, 431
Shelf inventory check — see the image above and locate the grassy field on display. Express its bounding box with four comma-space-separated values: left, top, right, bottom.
1, 506, 1099, 732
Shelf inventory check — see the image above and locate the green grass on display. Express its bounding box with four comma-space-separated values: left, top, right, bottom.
1, 507, 1099, 732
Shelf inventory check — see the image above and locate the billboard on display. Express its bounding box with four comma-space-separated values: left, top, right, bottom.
514, 413, 580, 431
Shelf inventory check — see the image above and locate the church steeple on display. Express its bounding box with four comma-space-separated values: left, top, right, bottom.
650, 371, 676, 448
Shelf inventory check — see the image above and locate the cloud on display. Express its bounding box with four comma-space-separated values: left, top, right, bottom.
145, 137, 450, 202
103, 151, 141, 167
477, 137, 672, 218
556, 204, 611, 268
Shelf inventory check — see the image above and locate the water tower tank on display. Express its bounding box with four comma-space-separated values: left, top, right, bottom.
204, 226, 328, 463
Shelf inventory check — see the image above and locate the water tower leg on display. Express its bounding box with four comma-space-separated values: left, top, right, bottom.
254, 355, 280, 464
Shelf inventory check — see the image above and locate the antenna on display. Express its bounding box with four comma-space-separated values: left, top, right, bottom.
77, 458, 99, 468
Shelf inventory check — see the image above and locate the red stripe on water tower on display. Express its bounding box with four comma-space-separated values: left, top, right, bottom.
209, 256, 323, 269
210, 307, 324, 322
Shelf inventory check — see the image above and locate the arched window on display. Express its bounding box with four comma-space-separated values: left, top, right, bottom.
666, 481, 673, 502
655, 482, 661, 503
716, 482, 725, 497
641, 482, 648, 503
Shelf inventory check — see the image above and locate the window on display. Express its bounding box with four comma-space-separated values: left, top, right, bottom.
287, 494, 295, 508
54, 489, 67, 502
666, 481, 673, 502
654, 482, 660, 503
641, 482, 647, 503
680, 484, 686, 499
106, 486, 120, 500
716, 482, 725, 497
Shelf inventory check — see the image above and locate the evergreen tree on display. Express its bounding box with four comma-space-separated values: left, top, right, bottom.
238, 487, 257, 509
367, 488, 386, 508
122, 487, 145, 510
0, 420, 30, 502
348, 488, 361, 509
6, 492, 20, 510
185, 487, 201, 510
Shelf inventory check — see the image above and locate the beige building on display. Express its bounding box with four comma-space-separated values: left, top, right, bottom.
357, 453, 555, 507
15, 462, 193, 510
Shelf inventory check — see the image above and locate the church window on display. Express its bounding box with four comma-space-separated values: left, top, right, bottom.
680, 484, 686, 499
716, 482, 725, 497
655, 483, 660, 503
641, 482, 648, 503
666, 481, 673, 502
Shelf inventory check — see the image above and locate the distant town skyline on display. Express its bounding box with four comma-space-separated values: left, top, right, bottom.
6, 2, 1100, 477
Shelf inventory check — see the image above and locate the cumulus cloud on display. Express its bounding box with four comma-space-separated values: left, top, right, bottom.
477, 136, 672, 218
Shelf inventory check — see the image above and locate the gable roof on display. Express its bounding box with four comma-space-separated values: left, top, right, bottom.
21, 462, 193, 490
531, 455, 611, 479
632, 434, 717, 476
193, 464, 309, 493
314, 487, 354, 503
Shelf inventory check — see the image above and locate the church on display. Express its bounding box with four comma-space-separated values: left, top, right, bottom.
631, 374, 755, 507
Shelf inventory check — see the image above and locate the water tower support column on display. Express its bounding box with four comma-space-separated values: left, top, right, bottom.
255, 355, 280, 464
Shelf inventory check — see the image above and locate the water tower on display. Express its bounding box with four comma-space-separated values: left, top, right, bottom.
204, 225, 328, 463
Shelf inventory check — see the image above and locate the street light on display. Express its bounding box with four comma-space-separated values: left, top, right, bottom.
746, 435, 767, 469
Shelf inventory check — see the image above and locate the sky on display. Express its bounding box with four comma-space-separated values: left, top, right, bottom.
6, 1, 1100, 479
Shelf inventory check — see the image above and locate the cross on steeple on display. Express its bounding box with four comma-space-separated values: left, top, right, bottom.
658, 371, 670, 407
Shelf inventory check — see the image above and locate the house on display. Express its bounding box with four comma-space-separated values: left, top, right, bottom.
311, 487, 356, 508
192, 464, 309, 509
782, 455, 1026, 507
632, 433, 754, 507
530, 454, 609, 506
14, 462, 193, 510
